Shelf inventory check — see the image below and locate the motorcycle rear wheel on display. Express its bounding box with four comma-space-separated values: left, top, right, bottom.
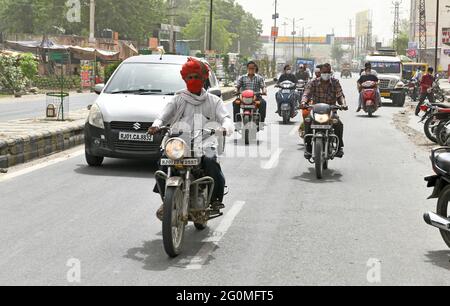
437, 185, 450, 248
243, 116, 250, 146
162, 186, 186, 258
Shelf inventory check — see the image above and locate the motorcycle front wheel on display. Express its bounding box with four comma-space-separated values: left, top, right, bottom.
314, 139, 324, 179
162, 186, 186, 258
282, 110, 290, 124
437, 185, 450, 248
424, 116, 439, 144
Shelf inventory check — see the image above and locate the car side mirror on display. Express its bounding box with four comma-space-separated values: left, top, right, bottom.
94, 83, 105, 95
208, 88, 222, 97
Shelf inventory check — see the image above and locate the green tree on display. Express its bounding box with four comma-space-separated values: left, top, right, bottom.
19, 53, 38, 80
394, 19, 410, 56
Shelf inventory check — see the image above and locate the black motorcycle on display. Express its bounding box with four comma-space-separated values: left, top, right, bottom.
424, 147, 450, 248
304, 103, 345, 179
275, 80, 298, 124
154, 127, 226, 257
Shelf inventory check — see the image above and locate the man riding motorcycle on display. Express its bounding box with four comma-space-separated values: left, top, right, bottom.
276, 64, 299, 115
234, 61, 267, 125
357, 64, 382, 112
148, 58, 234, 221
301, 63, 348, 159
295, 64, 311, 82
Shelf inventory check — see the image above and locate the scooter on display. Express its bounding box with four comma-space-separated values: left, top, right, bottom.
360, 80, 379, 117
275, 80, 298, 124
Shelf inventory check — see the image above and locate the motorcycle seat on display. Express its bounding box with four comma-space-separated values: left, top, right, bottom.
435, 152, 450, 172
433, 103, 450, 109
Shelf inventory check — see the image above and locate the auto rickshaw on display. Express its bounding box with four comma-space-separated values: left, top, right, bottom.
402, 62, 428, 81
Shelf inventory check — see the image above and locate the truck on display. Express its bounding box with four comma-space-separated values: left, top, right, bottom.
295, 58, 316, 74
365, 53, 406, 106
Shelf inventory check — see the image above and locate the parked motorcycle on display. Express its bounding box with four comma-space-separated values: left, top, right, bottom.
419, 101, 450, 144
234, 90, 261, 145
276, 80, 298, 124
303, 103, 346, 179
434, 82, 446, 103
406, 79, 419, 102
154, 127, 226, 257
424, 147, 450, 248
360, 80, 379, 117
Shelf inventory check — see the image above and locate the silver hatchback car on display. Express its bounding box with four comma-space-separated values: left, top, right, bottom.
84, 55, 222, 166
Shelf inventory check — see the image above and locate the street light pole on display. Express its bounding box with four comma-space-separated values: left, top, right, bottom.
89, 0, 95, 44
435, 0, 440, 72
272, 0, 278, 71
208, 0, 213, 51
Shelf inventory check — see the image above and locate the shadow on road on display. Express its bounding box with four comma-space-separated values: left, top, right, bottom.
74, 159, 158, 178
124, 227, 218, 271
293, 167, 343, 183
424, 250, 450, 271
355, 114, 381, 118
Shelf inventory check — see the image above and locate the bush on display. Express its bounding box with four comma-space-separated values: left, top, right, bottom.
33, 76, 81, 90
0, 55, 26, 95
104, 61, 121, 83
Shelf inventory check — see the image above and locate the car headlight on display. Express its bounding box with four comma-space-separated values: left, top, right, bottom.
390, 79, 398, 87
165, 138, 186, 160
88, 104, 105, 129
314, 114, 330, 124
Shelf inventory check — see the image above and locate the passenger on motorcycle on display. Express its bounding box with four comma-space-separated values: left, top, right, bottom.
357, 65, 382, 112
148, 58, 234, 221
234, 61, 267, 125
301, 63, 348, 159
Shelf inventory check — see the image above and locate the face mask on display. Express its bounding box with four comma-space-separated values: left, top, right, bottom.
286, 70, 292, 74
186, 79, 204, 93
321, 73, 331, 81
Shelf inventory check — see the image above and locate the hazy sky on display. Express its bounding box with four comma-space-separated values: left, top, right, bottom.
235, 0, 410, 44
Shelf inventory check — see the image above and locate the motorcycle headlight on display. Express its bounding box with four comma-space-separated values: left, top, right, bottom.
314, 114, 330, 124
165, 138, 186, 160
88, 103, 105, 129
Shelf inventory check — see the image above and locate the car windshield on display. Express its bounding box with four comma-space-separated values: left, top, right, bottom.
370, 62, 401, 74
104, 63, 186, 94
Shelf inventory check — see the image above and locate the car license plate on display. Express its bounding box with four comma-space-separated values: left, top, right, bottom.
160, 159, 200, 166
381, 92, 390, 97
119, 132, 153, 142
311, 125, 331, 129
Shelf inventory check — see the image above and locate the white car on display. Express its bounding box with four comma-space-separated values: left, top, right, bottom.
84, 55, 222, 166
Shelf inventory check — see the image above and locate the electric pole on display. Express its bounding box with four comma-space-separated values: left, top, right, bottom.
392, 1, 402, 51
89, 0, 95, 44
169, 0, 176, 53
419, 0, 427, 62
272, 0, 278, 75
435, 0, 440, 71
208, 0, 213, 51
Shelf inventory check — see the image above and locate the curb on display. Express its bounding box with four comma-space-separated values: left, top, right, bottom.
0, 123, 85, 169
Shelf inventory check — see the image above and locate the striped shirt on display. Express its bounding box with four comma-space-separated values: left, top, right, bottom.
237, 74, 266, 94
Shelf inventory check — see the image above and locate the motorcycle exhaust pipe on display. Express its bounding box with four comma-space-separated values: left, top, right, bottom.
423, 212, 450, 232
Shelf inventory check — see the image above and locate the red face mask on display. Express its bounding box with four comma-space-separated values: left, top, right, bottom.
186, 79, 204, 94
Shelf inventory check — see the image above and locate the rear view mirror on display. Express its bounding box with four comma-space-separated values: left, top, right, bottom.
208, 88, 222, 97
94, 83, 105, 95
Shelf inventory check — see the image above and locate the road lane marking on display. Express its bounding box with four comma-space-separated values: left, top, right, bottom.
261, 148, 283, 170
182, 201, 246, 270
289, 125, 299, 136
0, 149, 84, 183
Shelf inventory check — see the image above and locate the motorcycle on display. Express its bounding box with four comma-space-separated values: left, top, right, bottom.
360, 80, 379, 117
341, 69, 352, 79
434, 82, 446, 103
234, 90, 261, 145
276, 80, 298, 124
418, 101, 450, 144
303, 103, 346, 179
424, 147, 450, 248
406, 79, 419, 102
154, 127, 226, 257
297, 79, 306, 98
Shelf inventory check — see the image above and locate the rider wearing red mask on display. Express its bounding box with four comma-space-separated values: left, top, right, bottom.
149, 58, 233, 221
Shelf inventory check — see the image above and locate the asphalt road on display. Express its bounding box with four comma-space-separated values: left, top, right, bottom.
0, 77, 449, 286
0, 93, 98, 121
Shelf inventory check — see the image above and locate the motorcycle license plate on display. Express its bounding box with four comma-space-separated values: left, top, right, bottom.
282, 89, 291, 94
119, 132, 153, 142
311, 125, 331, 129
241, 105, 255, 109
160, 159, 200, 166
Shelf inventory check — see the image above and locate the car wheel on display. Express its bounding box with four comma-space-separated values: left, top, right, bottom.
85, 151, 104, 167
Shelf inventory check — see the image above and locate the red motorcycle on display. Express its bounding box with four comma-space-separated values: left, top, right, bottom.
360, 80, 379, 117
234, 90, 261, 145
